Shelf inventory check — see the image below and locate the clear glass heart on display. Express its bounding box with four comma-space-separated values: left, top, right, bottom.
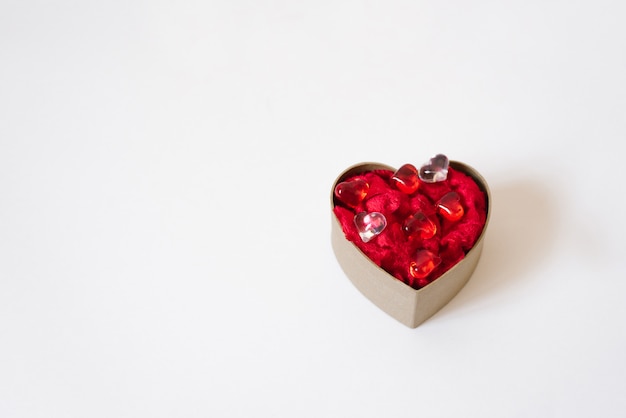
353, 212, 387, 243
418, 154, 449, 183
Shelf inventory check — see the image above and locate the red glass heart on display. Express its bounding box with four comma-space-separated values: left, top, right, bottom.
391, 163, 419, 194
409, 249, 442, 283
437, 191, 464, 221
334, 179, 369, 208
403, 211, 437, 240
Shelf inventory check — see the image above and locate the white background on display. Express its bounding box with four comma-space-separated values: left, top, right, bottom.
1, 1, 626, 417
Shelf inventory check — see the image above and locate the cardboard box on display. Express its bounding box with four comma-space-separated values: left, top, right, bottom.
331, 161, 491, 328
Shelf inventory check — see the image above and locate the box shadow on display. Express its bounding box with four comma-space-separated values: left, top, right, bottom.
434, 179, 557, 317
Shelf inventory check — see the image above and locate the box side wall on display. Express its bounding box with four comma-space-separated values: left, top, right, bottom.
413, 238, 485, 326
331, 215, 418, 327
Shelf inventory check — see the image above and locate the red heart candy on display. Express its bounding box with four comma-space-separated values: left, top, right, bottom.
403, 211, 437, 240
334, 178, 369, 208
409, 249, 442, 283
437, 191, 464, 221
391, 163, 419, 194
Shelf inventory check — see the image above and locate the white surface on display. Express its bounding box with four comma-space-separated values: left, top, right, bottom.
1, 1, 626, 417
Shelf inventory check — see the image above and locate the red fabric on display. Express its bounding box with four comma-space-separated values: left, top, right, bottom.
333, 167, 487, 289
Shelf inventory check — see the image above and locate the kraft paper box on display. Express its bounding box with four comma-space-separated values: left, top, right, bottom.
330, 161, 491, 328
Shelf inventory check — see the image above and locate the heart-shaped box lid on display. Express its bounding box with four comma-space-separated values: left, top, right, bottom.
331, 161, 491, 328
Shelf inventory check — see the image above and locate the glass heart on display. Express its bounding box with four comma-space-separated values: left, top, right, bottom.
391, 163, 419, 194
437, 191, 464, 221
334, 178, 369, 208
403, 211, 437, 240
409, 249, 442, 281
354, 212, 387, 243
418, 154, 449, 183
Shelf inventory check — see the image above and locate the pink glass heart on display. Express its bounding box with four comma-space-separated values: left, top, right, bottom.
354, 212, 387, 243
409, 249, 441, 282
334, 179, 369, 208
437, 191, 464, 221
418, 154, 449, 183
391, 163, 420, 194
403, 211, 437, 240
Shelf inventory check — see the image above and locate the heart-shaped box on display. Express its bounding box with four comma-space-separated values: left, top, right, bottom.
331, 161, 491, 328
